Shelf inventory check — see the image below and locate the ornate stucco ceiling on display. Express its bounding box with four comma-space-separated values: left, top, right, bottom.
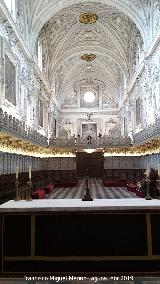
24, 0, 148, 48
36, 2, 143, 108
18, 0, 154, 111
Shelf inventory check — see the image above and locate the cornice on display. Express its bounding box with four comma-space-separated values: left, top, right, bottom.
0, 131, 159, 158
60, 109, 119, 115
0, 1, 31, 58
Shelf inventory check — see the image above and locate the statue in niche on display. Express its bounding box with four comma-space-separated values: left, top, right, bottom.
64, 119, 71, 125
63, 119, 73, 138
87, 113, 93, 121
136, 97, 141, 126
105, 119, 117, 135
103, 96, 117, 108
38, 100, 43, 127
58, 128, 68, 139
5, 55, 16, 105
62, 92, 77, 107
87, 135, 92, 144
82, 123, 97, 141
109, 124, 121, 138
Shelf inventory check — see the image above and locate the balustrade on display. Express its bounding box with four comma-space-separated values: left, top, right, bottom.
0, 108, 48, 147
133, 118, 160, 145
49, 134, 132, 149
2, 105, 159, 149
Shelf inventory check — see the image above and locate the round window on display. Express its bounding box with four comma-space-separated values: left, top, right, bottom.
83, 91, 95, 103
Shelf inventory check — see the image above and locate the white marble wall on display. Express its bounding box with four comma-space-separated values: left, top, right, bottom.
0, 1, 159, 143
0, 16, 57, 139
120, 43, 160, 137
59, 113, 118, 137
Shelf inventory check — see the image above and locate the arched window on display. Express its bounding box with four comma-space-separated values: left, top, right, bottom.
4, 0, 15, 19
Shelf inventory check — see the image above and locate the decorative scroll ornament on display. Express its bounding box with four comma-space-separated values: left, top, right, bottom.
79, 13, 98, 24
81, 54, 96, 61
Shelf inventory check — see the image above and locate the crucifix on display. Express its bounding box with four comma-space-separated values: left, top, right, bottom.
87, 112, 93, 121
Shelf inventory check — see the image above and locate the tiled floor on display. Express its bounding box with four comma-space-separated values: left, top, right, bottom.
47, 178, 137, 199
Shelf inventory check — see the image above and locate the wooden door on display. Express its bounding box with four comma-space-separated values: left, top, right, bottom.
76, 152, 103, 177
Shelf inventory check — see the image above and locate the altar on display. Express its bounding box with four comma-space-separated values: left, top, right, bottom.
1, 198, 160, 212
1, 198, 160, 275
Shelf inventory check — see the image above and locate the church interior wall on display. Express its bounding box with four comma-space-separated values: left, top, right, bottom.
0, 153, 159, 176
59, 113, 118, 137
0, 151, 41, 175
104, 153, 160, 170
134, 153, 160, 169
42, 157, 76, 171
0, 0, 159, 177
0, 10, 58, 140
119, 43, 160, 138
0, 2, 159, 277
0, 0, 159, 142
104, 156, 136, 169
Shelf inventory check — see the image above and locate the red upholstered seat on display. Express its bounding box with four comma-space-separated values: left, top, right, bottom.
136, 190, 144, 197
127, 183, 144, 198
127, 184, 137, 193
44, 184, 54, 193
32, 189, 45, 199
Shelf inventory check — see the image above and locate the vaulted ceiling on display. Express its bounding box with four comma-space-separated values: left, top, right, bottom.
24, 0, 148, 48
22, 0, 150, 109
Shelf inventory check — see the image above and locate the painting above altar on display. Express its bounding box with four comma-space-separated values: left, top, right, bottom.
82, 123, 97, 139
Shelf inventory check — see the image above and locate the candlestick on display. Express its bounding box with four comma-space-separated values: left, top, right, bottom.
26, 179, 32, 201
29, 165, 31, 179
14, 179, 21, 201
82, 174, 93, 201
147, 162, 149, 172
145, 177, 152, 200
158, 163, 160, 177
145, 163, 150, 177
16, 166, 19, 180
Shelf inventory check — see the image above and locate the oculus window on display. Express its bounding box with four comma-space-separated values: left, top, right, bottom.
83, 91, 95, 103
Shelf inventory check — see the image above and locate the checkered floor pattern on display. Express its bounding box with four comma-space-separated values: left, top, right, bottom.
47, 178, 137, 199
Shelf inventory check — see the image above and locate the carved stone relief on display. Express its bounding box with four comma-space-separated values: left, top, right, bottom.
5, 55, 16, 106
16, 0, 25, 36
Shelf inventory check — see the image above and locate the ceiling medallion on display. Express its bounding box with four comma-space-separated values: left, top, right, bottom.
79, 13, 98, 24
81, 54, 96, 61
